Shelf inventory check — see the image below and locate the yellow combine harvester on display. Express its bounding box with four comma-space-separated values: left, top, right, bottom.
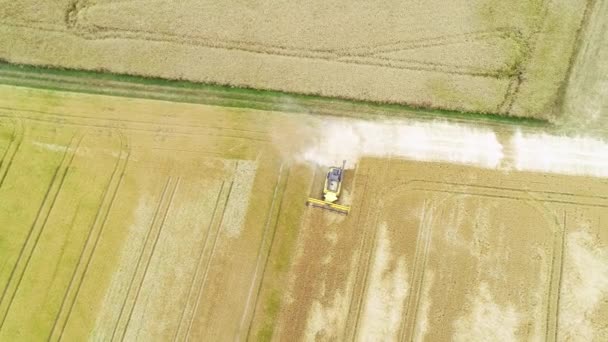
306, 160, 351, 214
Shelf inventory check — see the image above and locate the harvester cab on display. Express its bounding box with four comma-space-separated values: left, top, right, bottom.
307, 160, 351, 214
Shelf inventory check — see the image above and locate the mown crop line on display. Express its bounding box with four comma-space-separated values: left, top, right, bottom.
120, 177, 180, 342
240, 164, 290, 340
0, 133, 82, 330
184, 181, 234, 341
172, 181, 225, 342
49, 132, 130, 342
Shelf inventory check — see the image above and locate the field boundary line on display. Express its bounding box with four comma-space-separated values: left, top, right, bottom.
0, 133, 83, 331
0, 61, 552, 129
108, 176, 178, 342
49, 131, 131, 341
184, 180, 235, 341
0, 117, 24, 191
172, 180, 225, 342
238, 163, 289, 340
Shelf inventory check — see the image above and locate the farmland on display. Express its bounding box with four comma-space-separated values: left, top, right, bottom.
0, 0, 607, 340
0, 83, 606, 341
0, 0, 591, 120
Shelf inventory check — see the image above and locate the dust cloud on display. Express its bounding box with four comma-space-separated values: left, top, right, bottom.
273, 116, 504, 169
272, 114, 608, 179
511, 131, 608, 178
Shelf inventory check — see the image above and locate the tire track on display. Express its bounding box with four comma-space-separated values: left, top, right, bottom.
109, 176, 180, 342
349, 163, 393, 342
343, 162, 386, 341
342, 174, 370, 341
183, 181, 234, 342
399, 199, 432, 342
545, 210, 567, 342
502, 0, 554, 114
48, 131, 130, 342
238, 164, 289, 340
0, 118, 16, 169
0, 85, 270, 136
0, 19, 516, 77
0, 118, 24, 191
0, 111, 268, 143
171, 180, 225, 342
0, 133, 83, 331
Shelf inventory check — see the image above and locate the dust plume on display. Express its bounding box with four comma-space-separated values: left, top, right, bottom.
511, 131, 608, 177
273, 116, 504, 169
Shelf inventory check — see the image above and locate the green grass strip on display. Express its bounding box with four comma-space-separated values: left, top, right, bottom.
0, 60, 549, 127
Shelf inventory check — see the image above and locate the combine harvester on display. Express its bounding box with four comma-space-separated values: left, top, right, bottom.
306, 160, 351, 214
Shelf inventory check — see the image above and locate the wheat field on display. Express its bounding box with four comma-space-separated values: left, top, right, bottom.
0, 0, 589, 120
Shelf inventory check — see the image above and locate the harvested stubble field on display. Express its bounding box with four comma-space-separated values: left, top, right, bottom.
0, 84, 607, 341
0, 0, 591, 120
